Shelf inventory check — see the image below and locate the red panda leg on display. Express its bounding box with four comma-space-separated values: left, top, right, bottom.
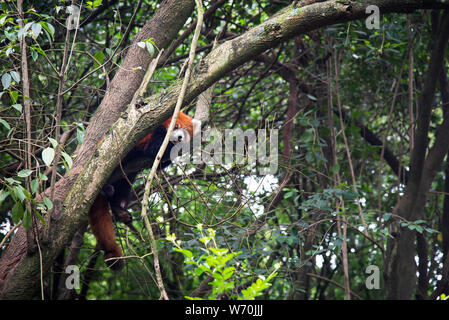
88, 194, 124, 270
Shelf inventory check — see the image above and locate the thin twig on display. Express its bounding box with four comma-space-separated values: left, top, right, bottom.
138, 0, 204, 300
333, 52, 368, 235
0, 222, 21, 249
306, 273, 363, 300
60, 0, 142, 96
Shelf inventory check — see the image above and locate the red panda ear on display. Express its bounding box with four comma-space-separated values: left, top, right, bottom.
162, 117, 172, 129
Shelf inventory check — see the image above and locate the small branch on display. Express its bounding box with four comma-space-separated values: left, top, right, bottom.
131, 49, 164, 106
0, 222, 21, 249
158, 0, 226, 67
333, 49, 367, 236
139, 0, 204, 300
306, 273, 363, 300
60, 0, 143, 96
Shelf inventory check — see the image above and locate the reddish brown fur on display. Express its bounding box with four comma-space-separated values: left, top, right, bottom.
89, 111, 195, 270
136, 112, 195, 150
88, 194, 123, 270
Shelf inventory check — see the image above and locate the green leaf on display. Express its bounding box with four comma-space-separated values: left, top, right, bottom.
301, 128, 315, 143
17, 169, 33, 178
76, 128, 84, 145
31, 22, 42, 38
32, 45, 47, 57
342, 189, 358, 200
331, 164, 340, 175
222, 267, 235, 280
194, 267, 205, 276
34, 209, 46, 226
415, 225, 423, 234
17, 21, 33, 39
42, 147, 55, 167
12, 104, 22, 112
174, 248, 193, 259
185, 296, 205, 300
93, 51, 104, 68
48, 137, 58, 148
5, 177, 19, 185
0, 14, 7, 25
12, 185, 26, 202
306, 94, 317, 101
38, 173, 48, 181
40, 21, 55, 40
11, 202, 23, 224
105, 48, 114, 57
284, 191, 295, 199
5, 30, 17, 42
23, 209, 31, 230
31, 49, 38, 61
146, 42, 154, 56
61, 151, 73, 168
43, 197, 53, 210
30, 179, 39, 194
0, 189, 9, 205
0, 118, 10, 130
10, 71, 20, 83
2, 73, 11, 90
9, 91, 19, 104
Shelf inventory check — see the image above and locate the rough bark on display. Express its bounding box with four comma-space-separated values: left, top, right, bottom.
0, 0, 446, 300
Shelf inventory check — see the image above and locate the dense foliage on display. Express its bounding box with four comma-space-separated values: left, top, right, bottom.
1, 0, 449, 300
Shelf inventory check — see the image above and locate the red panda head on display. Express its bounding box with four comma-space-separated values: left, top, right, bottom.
137, 111, 200, 150
162, 111, 201, 144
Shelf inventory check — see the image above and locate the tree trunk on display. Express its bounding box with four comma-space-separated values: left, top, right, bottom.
385, 10, 449, 299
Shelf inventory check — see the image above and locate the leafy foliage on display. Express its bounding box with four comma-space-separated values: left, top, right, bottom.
168, 225, 278, 300
0, 0, 448, 300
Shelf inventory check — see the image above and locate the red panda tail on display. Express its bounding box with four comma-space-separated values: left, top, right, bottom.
88, 194, 124, 270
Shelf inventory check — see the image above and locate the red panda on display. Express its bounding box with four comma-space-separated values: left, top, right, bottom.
88, 111, 200, 270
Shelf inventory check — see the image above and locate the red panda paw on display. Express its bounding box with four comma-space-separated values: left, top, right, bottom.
101, 183, 115, 198
104, 249, 124, 271
111, 206, 133, 224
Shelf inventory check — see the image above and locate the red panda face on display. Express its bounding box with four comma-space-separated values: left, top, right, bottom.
170, 124, 189, 143
164, 112, 201, 144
